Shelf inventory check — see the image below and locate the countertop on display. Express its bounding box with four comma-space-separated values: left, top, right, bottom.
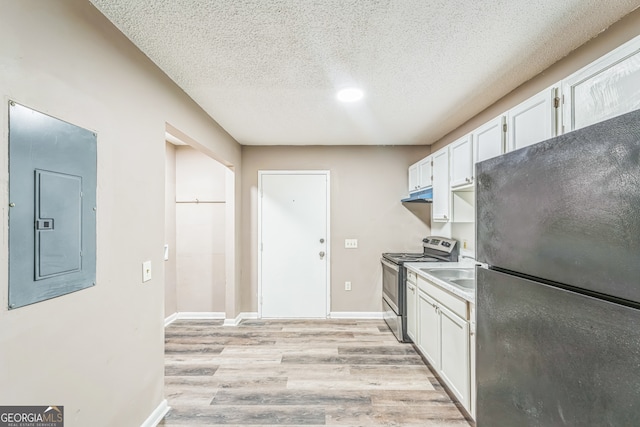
405, 258, 479, 303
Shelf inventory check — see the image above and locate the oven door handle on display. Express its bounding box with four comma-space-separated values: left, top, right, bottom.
381, 258, 400, 272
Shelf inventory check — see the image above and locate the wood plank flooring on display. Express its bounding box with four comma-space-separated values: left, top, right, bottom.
160, 319, 473, 426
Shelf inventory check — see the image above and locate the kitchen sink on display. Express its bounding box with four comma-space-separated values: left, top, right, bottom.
418, 268, 476, 291
420, 268, 475, 281
450, 278, 475, 289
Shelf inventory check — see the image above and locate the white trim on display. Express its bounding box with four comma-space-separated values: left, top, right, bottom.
223, 311, 259, 326
329, 311, 384, 319
140, 399, 169, 427
164, 312, 178, 327
177, 312, 225, 320
257, 170, 331, 318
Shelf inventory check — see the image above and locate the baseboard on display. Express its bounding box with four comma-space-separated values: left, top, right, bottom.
164, 313, 178, 327
223, 311, 258, 326
329, 311, 384, 319
165, 312, 225, 327
140, 399, 169, 427
178, 312, 226, 320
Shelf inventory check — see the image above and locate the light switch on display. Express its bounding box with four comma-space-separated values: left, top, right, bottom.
345, 239, 358, 249
142, 260, 152, 282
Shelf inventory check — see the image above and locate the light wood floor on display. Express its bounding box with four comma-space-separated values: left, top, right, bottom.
160, 319, 473, 426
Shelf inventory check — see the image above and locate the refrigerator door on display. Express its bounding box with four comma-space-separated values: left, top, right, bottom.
476, 109, 640, 304
477, 268, 640, 426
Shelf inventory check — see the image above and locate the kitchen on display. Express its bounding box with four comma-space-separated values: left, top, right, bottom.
2, 2, 640, 427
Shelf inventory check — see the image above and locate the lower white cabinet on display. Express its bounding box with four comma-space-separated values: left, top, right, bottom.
439, 303, 470, 409
411, 275, 472, 414
417, 289, 440, 368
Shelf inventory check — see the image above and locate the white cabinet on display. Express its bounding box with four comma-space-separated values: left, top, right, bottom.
431, 147, 450, 222
418, 156, 432, 189
414, 275, 472, 413
507, 87, 558, 151
408, 161, 419, 193
406, 271, 418, 342
408, 156, 432, 194
439, 303, 470, 409
417, 289, 440, 367
473, 115, 505, 164
562, 35, 640, 132
449, 134, 473, 188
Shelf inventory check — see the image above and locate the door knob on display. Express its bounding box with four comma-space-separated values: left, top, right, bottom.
319, 251, 325, 259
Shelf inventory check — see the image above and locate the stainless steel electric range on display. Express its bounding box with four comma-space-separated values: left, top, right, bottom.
381, 236, 459, 342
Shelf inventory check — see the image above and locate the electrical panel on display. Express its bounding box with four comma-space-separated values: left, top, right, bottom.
9, 102, 97, 309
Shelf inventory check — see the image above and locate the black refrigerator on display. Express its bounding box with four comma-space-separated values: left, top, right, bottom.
475, 109, 640, 426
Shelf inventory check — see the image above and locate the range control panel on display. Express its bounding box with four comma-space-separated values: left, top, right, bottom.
423, 236, 458, 254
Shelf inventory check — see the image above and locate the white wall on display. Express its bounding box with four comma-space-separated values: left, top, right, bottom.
0, 2, 241, 426
175, 146, 228, 313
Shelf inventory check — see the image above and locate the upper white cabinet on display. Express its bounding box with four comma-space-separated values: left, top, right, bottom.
563, 35, 640, 133
507, 87, 558, 151
418, 156, 433, 189
432, 147, 450, 222
408, 156, 432, 194
473, 115, 505, 164
449, 134, 473, 188
408, 161, 419, 193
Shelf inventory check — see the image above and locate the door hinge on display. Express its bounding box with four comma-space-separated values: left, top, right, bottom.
553, 96, 561, 108
502, 123, 507, 133
260, 242, 263, 251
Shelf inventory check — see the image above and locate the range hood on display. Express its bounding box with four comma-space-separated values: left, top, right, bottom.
401, 187, 433, 203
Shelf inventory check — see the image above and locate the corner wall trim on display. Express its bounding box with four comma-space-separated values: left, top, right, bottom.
329, 312, 384, 319
140, 399, 169, 427
164, 313, 178, 327
223, 311, 258, 326
164, 312, 225, 327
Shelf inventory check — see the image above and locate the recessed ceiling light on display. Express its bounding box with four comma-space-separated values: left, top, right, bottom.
336, 87, 364, 103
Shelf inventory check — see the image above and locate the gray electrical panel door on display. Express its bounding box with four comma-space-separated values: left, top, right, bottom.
9, 102, 97, 309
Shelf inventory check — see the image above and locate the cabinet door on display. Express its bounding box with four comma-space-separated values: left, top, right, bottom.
473, 115, 505, 164
417, 156, 432, 189
406, 281, 417, 342
507, 87, 557, 151
449, 134, 473, 188
408, 162, 419, 193
562, 36, 640, 132
417, 289, 440, 369
431, 147, 450, 222
439, 304, 471, 410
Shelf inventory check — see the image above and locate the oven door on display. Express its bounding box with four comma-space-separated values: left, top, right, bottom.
381, 258, 401, 314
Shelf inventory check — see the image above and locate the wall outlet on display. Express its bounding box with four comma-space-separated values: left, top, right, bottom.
344, 239, 358, 249
142, 260, 152, 282
345, 281, 352, 291
463, 239, 468, 250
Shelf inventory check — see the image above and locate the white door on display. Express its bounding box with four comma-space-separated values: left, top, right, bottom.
259, 172, 329, 318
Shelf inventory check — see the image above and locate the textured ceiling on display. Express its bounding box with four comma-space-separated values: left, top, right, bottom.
89, 0, 639, 146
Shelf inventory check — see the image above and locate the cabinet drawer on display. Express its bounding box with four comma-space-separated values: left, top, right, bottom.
418, 277, 468, 319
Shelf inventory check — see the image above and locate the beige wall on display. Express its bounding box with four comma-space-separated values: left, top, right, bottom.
165, 143, 178, 316
0, 2, 241, 426
241, 145, 431, 313
175, 146, 227, 313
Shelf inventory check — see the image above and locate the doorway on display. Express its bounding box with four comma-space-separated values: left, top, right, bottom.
258, 171, 330, 318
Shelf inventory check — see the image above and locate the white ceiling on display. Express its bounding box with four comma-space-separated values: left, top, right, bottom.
89, 0, 639, 146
